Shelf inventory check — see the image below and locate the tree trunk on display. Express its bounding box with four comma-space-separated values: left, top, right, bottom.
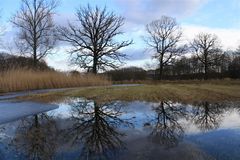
204, 63, 208, 80
33, 49, 37, 68
204, 53, 208, 80
159, 54, 164, 80
92, 54, 97, 74
33, 24, 37, 69
159, 64, 163, 80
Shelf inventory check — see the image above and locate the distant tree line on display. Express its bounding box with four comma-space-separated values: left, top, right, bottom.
0, 52, 53, 71
106, 67, 147, 81
156, 51, 240, 80
0, 0, 239, 80
106, 50, 240, 81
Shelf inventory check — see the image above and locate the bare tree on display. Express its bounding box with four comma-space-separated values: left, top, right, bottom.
191, 33, 222, 80
11, 0, 58, 67
58, 5, 132, 74
145, 16, 183, 80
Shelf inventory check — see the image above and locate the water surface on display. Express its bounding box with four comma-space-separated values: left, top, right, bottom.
0, 99, 240, 160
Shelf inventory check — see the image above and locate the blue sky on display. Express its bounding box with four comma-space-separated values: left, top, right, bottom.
183, 0, 240, 28
1, 0, 240, 71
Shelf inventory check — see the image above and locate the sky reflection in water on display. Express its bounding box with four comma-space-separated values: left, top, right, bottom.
0, 99, 240, 160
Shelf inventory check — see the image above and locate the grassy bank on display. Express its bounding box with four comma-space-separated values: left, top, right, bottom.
112, 79, 240, 85
19, 80, 240, 103
0, 69, 111, 93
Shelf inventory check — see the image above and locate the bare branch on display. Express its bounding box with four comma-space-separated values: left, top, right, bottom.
190, 32, 222, 79
58, 5, 132, 74
11, 0, 58, 67
144, 16, 183, 79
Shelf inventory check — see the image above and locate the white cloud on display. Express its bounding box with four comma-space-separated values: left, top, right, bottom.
182, 24, 240, 50
114, 0, 209, 26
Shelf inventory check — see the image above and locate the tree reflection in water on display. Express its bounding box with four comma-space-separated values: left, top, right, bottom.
148, 101, 187, 148
13, 114, 58, 160
192, 102, 223, 131
67, 100, 132, 160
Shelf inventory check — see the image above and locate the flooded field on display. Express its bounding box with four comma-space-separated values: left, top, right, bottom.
0, 98, 240, 160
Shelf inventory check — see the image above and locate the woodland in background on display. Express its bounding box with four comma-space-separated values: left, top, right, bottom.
106, 50, 240, 81
0, 50, 239, 81
0, 52, 53, 71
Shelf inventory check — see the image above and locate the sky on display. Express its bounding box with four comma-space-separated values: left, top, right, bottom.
1, 0, 240, 71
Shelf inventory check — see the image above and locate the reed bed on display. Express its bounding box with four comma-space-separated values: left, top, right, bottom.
0, 69, 111, 93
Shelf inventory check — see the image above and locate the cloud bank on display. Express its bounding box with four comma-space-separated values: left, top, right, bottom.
114, 0, 208, 25
182, 24, 240, 50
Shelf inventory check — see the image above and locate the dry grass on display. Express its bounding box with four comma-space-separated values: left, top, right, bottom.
19, 80, 240, 104
0, 69, 111, 93
113, 79, 240, 85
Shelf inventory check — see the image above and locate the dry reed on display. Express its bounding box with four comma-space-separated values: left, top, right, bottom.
0, 69, 111, 93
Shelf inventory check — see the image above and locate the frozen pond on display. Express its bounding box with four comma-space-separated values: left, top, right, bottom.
0, 98, 240, 160
0, 101, 58, 124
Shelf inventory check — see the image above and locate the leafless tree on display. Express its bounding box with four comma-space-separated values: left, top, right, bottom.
191, 33, 222, 80
58, 5, 132, 74
145, 16, 183, 80
11, 0, 58, 67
